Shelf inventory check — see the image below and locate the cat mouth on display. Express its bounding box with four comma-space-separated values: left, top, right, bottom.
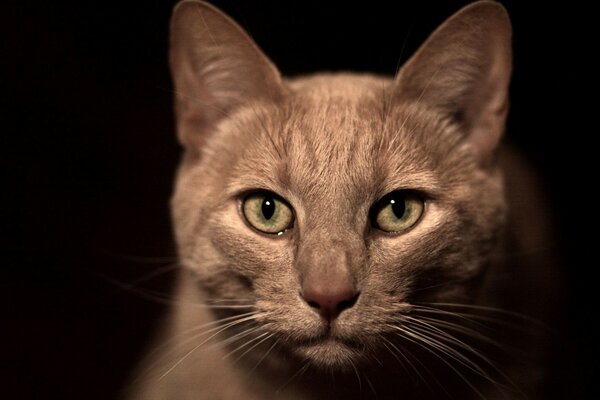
289, 334, 366, 368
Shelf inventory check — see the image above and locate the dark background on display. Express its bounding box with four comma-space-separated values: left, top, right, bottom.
4, 1, 594, 398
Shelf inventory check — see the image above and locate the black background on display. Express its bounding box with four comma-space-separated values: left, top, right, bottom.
4, 1, 594, 399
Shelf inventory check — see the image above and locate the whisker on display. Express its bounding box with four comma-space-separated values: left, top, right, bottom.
87, 270, 181, 306
136, 311, 263, 381
422, 302, 546, 326
247, 338, 279, 377
204, 298, 257, 304
151, 310, 260, 354
349, 358, 362, 391
405, 316, 494, 356
208, 326, 266, 353
91, 270, 255, 310
405, 322, 519, 397
130, 263, 180, 285
115, 282, 256, 309
394, 23, 413, 76
389, 324, 486, 399
416, 315, 518, 353
397, 341, 451, 397
365, 374, 377, 397
275, 363, 310, 395
405, 318, 511, 378
401, 323, 492, 381
411, 304, 538, 333
409, 277, 472, 294
158, 312, 266, 380
228, 332, 275, 365
100, 249, 177, 265
410, 304, 490, 330
197, 314, 271, 353
380, 336, 432, 391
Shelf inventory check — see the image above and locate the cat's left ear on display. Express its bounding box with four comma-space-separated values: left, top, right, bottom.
169, 0, 285, 154
395, 1, 512, 165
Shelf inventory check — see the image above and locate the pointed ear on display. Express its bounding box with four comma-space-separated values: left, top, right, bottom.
395, 1, 512, 165
170, 0, 284, 154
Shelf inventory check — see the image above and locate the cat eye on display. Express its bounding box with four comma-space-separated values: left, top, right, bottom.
371, 191, 424, 233
242, 192, 294, 235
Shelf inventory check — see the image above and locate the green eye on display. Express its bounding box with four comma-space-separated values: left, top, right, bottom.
372, 191, 424, 233
242, 192, 294, 234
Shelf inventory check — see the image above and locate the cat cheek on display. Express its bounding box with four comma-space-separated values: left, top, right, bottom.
207, 212, 293, 275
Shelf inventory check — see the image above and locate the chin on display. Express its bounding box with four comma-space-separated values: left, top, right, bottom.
292, 338, 365, 370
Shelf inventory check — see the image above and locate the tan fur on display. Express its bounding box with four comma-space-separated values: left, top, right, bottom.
125, 1, 560, 399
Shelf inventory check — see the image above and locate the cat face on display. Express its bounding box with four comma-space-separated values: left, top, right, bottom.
169, 1, 511, 369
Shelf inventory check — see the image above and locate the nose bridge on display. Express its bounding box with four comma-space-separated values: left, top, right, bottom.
293, 180, 367, 320
296, 185, 366, 277
297, 234, 353, 279
296, 225, 365, 287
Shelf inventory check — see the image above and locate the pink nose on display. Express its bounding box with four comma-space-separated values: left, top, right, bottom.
302, 285, 360, 322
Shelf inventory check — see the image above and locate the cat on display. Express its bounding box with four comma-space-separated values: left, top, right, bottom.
126, 1, 561, 399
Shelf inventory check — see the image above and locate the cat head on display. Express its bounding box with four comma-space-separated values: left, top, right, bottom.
169, 0, 511, 368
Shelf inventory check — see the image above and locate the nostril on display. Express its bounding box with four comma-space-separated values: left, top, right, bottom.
336, 292, 360, 313
307, 299, 320, 309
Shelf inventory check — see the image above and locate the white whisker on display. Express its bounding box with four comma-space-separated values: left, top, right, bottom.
422, 302, 545, 326
158, 312, 266, 380
406, 321, 507, 379
404, 321, 518, 396
380, 336, 431, 391
229, 332, 275, 365
247, 338, 279, 377
411, 304, 538, 333
203, 321, 267, 352
393, 303, 528, 396
349, 358, 362, 391
402, 324, 493, 382
365, 374, 377, 397
389, 323, 487, 399
137, 310, 262, 379
169, 311, 260, 349
275, 363, 309, 395
417, 315, 516, 353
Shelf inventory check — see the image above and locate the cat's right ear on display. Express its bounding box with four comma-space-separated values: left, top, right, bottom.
170, 0, 284, 154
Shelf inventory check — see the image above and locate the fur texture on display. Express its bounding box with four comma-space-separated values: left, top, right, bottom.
126, 1, 559, 399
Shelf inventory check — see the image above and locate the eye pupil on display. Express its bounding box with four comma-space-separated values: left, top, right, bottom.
391, 197, 405, 218
262, 197, 275, 220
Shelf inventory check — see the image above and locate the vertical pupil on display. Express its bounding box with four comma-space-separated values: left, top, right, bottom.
391, 197, 405, 218
262, 197, 276, 220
